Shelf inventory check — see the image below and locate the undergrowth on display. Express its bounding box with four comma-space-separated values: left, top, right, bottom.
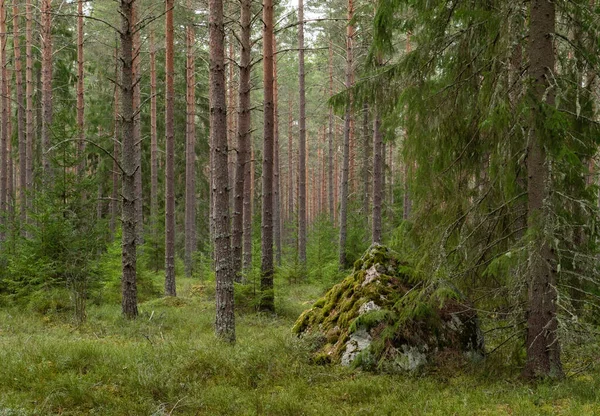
0, 269, 598, 415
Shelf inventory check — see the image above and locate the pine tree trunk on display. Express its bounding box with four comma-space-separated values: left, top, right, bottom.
362, 103, 370, 217
287, 98, 294, 222
260, 0, 275, 312
184, 0, 196, 278
328, 40, 334, 223
210, 0, 235, 342
273, 32, 282, 266
0, 0, 7, 233
233, 0, 251, 278
338, 0, 353, 269
132, 5, 143, 244
13, 0, 25, 228
25, 0, 33, 218
372, 112, 383, 244
120, 0, 138, 319
41, 0, 52, 183
150, 29, 158, 245
297, 0, 307, 266
76, 0, 85, 176
522, 0, 563, 380
110, 42, 120, 238
164, 0, 176, 296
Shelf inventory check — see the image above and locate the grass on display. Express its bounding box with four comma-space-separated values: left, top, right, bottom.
0, 275, 598, 415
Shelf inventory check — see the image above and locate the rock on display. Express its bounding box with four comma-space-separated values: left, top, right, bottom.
341, 329, 372, 366
292, 243, 484, 373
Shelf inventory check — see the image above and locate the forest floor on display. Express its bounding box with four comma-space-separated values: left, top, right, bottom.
0, 275, 599, 415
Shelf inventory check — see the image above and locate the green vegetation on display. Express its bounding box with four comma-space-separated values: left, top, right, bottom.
0, 271, 598, 415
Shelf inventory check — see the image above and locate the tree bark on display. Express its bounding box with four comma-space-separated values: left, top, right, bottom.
260, 0, 275, 312
287, 98, 294, 223
13, 0, 25, 228
164, 0, 176, 296
362, 103, 370, 217
25, 0, 33, 218
210, 0, 235, 341
372, 112, 383, 244
0, 0, 7, 233
522, 0, 563, 380
110, 41, 120, 238
76, 0, 85, 176
328, 41, 334, 224
297, 0, 307, 265
273, 32, 282, 266
132, 5, 143, 244
184, 0, 196, 278
41, 0, 53, 183
338, 0, 354, 269
150, 28, 158, 244
233, 0, 251, 279
120, 0, 138, 319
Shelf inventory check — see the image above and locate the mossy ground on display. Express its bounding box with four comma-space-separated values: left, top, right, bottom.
0, 272, 599, 415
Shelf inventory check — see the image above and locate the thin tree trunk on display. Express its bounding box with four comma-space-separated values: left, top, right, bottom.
372, 112, 383, 244
233, 0, 251, 278
132, 5, 143, 244
41, 0, 52, 183
522, 0, 563, 380
164, 0, 176, 296
260, 0, 275, 311
184, 0, 196, 278
150, 28, 158, 243
273, 32, 282, 266
362, 103, 370, 217
25, 0, 33, 218
120, 0, 139, 319
0, 0, 7, 233
76, 0, 85, 176
210, 0, 235, 341
328, 40, 334, 223
297, 0, 307, 265
13, 0, 25, 228
287, 97, 293, 222
338, 0, 353, 269
110, 41, 120, 238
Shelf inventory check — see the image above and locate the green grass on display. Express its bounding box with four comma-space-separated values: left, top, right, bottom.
0, 276, 598, 415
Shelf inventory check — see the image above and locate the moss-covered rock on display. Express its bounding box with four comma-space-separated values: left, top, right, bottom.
293, 244, 484, 373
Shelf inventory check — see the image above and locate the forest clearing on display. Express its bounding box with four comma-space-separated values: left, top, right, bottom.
1, 0, 600, 414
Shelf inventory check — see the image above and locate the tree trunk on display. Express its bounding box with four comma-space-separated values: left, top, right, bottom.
164, 0, 176, 296
110, 41, 120, 238
41, 0, 52, 182
120, 0, 138, 319
522, 0, 563, 380
132, 5, 143, 245
13, 0, 25, 228
297, 0, 307, 265
273, 32, 282, 266
338, 0, 354, 269
372, 112, 383, 244
210, 0, 235, 341
260, 0, 275, 312
150, 29, 158, 245
328, 41, 335, 224
25, 0, 33, 218
362, 102, 370, 217
287, 97, 294, 223
76, 0, 85, 176
0, 0, 7, 233
184, 0, 196, 278
233, 0, 251, 279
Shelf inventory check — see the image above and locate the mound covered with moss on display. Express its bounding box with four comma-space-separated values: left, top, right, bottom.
293, 244, 484, 372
